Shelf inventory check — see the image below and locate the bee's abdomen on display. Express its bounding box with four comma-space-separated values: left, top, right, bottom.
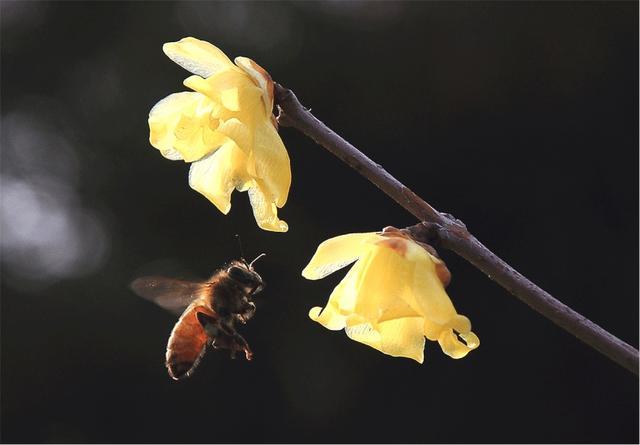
165, 304, 214, 380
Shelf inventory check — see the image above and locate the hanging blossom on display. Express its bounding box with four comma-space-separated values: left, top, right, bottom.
148, 37, 291, 232
302, 226, 479, 363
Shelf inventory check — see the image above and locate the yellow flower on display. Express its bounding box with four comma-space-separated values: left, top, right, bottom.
148, 37, 291, 232
302, 227, 479, 363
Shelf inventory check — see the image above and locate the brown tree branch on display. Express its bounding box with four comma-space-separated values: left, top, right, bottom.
274, 83, 638, 375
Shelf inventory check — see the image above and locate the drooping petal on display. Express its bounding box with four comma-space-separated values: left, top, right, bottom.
378, 317, 426, 363
309, 305, 346, 331
248, 120, 291, 207
427, 314, 480, 358
188, 142, 249, 214
148, 91, 227, 162
304, 229, 479, 363
345, 322, 381, 352
163, 37, 236, 78
184, 71, 262, 114
438, 330, 477, 359
247, 180, 288, 232
409, 249, 458, 325
215, 118, 251, 154
301, 233, 378, 280
345, 317, 425, 363
352, 244, 412, 321
234, 56, 274, 117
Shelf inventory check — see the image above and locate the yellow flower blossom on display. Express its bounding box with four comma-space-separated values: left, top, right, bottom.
148, 37, 291, 232
302, 227, 479, 363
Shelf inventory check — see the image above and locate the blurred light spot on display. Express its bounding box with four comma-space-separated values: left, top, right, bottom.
1, 109, 110, 290
1, 2, 49, 46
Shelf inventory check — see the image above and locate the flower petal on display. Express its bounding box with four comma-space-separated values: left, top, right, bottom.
148, 92, 225, 162
188, 142, 249, 214
247, 180, 288, 232
309, 306, 346, 331
378, 317, 426, 363
249, 120, 291, 207
345, 322, 381, 351
216, 118, 251, 154
346, 317, 425, 363
438, 329, 478, 359
352, 245, 412, 321
184, 71, 262, 114
163, 37, 236, 78
234, 56, 274, 117
409, 250, 457, 325
301, 233, 378, 280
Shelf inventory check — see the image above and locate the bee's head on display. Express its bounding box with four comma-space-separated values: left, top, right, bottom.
226, 256, 265, 294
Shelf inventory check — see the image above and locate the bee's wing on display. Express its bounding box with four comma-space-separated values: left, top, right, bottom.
130, 276, 210, 314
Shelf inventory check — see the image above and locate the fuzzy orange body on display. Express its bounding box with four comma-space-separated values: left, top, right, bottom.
131, 259, 264, 380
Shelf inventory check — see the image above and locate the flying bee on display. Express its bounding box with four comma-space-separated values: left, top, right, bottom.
130, 255, 265, 380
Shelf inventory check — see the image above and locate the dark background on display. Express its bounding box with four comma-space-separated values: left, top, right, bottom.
1, 1, 638, 443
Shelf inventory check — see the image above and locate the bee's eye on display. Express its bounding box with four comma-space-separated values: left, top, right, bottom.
228, 266, 257, 285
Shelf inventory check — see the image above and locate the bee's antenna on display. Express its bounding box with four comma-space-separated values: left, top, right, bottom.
249, 253, 266, 268
235, 234, 246, 261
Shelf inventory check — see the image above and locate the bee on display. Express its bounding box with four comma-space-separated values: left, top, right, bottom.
130, 255, 265, 380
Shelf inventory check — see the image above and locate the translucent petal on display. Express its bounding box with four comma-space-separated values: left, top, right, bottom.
378, 300, 420, 323
325, 258, 367, 315
438, 329, 477, 359
188, 142, 249, 214
184, 72, 262, 114
235, 56, 274, 117
353, 246, 411, 321
309, 306, 346, 331
172, 114, 225, 162
378, 317, 426, 363
410, 251, 457, 325
301, 233, 378, 280
345, 322, 381, 351
423, 319, 444, 341
247, 180, 288, 232
148, 91, 224, 162
163, 37, 236, 78
248, 120, 291, 207
346, 318, 425, 363
216, 118, 251, 154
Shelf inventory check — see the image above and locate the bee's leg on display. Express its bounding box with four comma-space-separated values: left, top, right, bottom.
236, 301, 256, 324
230, 332, 253, 361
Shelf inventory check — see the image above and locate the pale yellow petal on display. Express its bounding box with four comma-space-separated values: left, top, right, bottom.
188, 142, 249, 214
172, 112, 226, 162
149, 92, 218, 161
423, 319, 443, 341
163, 37, 236, 78
216, 118, 251, 154
248, 120, 291, 207
409, 251, 457, 325
184, 71, 262, 114
301, 233, 378, 280
234, 56, 274, 117
345, 322, 381, 351
309, 306, 346, 331
345, 317, 425, 363
247, 180, 288, 232
378, 300, 420, 323
378, 317, 425, 363
148, 91, 225, 162
438, 330, 476, 359
352, 245, 412, 321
